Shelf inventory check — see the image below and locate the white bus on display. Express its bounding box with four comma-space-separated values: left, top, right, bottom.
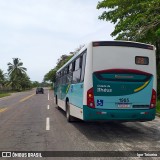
54, 41, 157, 122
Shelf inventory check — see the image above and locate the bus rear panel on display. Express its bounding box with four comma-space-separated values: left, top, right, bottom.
83, 41, 156, 121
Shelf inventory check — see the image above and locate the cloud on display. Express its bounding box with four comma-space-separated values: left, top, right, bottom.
0, 0, 114, 81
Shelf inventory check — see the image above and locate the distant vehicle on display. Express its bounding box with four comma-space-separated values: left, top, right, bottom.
36, 87, 44, 94
54, 41, 156, 122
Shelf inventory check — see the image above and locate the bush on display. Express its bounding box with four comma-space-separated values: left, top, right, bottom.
0, 93, 10, 98
156, 101, 160, 114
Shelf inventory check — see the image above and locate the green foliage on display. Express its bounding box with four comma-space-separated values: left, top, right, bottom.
44, 69, 57, 83
97, 0, 160, 43
97, 0, 160, 95
7, 58, 31, 91
8, 58, 27, 76
157, 100, 160, 114
44, 44, 85, 83
0, 69, 5, 86
97, 0, 160, 52
44, 54, 74, 83
0, 93, 10, 98
31, 81, 40, 88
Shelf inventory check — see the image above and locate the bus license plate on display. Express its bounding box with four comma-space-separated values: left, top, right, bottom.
117, 104, 131, 108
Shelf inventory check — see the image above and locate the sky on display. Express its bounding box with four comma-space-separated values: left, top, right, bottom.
0, 0, 114, 82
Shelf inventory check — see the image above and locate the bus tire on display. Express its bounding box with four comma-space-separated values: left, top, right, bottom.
55, 96, 60, 110
66, 101, 74, 122
55, 95, 58, 104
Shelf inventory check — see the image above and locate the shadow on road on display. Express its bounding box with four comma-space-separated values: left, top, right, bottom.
56, 106, 160, 144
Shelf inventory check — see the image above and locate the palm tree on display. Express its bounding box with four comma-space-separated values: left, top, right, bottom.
0, 69, 5, 88
7, 58, 27, 90
8, 58, 27, 76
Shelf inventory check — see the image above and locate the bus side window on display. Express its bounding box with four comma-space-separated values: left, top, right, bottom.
61, 70, 64, 76
67, 65, 69, 74
63, 68, 66, 75
75, 58, 80, 70
72, 58, 81, 83
56, 78, 59, 85
80, 51, 87, 82
65, 67, 68, 75
79, 56, 83, 68
66, 63, 73, 84
72, 61, 76, 71
69, 63, 72, 73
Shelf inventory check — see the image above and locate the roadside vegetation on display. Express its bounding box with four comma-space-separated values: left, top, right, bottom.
0, 58, 50, 98
43, 45, 84, 84
97, 0, 160, 114
0, 58, 31, 97
0, 93, 10, 98
157, 101, 160, 114
44, 1, 160, 114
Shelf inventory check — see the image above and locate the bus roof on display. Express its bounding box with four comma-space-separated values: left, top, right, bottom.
57, 40, 154, 73
92, 41, 154, 50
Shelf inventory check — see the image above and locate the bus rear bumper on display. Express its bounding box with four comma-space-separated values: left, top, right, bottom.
83, 105, 156, 122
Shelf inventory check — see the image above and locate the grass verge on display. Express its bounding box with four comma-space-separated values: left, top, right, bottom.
156, 100, 160, 114
0, 93, 11, 98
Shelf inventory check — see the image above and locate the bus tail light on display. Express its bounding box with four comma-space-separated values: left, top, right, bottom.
87, 88, 95, 108
150, 89, 156, 109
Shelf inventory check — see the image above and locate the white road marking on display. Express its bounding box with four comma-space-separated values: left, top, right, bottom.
48, 90, 49, 100
46, 117, 50, 130
47, 105, 50, 110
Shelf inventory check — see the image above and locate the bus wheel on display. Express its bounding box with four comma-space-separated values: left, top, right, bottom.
55, 96, 60, 110
55, 95, 58, 105
66, 101, 74, 122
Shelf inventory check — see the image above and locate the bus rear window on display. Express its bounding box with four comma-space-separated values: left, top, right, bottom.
135, 56, 149, 65
94, 70, 152, 82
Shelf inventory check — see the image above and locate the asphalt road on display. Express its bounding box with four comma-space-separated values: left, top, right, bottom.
0, 88, 160, 160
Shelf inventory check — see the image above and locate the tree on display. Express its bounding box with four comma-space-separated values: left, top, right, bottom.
44, 69, 57, 83
97, 0, 160, 95
19, 74, 32, 90
44, 44, 85, 83
7, 58, 29, 91
8, 58, 27, 76
44, 54, 73, 83
0, 69, 5, 87
97, 0, 160, 63
31, 81, 40, 88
